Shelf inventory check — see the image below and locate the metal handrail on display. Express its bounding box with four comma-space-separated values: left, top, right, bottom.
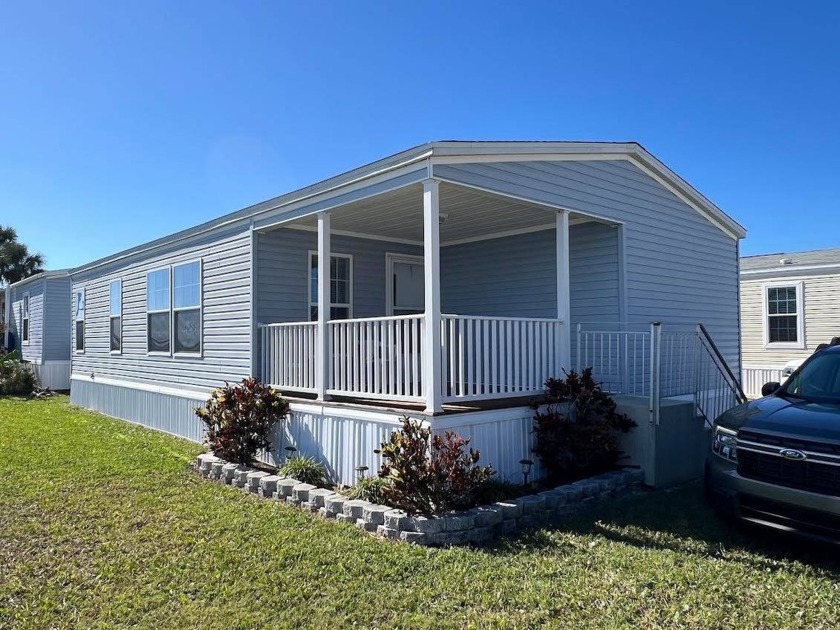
697, 323, 747, 404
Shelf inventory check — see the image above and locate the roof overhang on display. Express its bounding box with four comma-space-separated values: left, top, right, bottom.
9, 268, 70, 289
740, 263, 840, 279
71, 140, 745, 275
426, 142, 746, 240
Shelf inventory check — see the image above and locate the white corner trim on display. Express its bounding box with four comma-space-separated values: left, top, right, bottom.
70, 373, 212, 401
761, 280, 806, 350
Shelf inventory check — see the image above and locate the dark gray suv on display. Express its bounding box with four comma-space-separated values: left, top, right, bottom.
706, 346, 840, 543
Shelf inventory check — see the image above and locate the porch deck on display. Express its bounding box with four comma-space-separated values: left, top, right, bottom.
280, 390, 543, 417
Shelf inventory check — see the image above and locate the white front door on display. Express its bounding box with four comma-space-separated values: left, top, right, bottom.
387, 254, 425, 316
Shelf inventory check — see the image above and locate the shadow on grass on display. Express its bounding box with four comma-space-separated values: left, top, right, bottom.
483, 482, 840, 575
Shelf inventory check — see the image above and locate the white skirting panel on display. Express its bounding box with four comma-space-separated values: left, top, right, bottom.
68, 376, 545, 486
33, 361, 71, 390
70, 376, 207, 444
264, 403, 542, 486
432, 407, 542, 483
265, 403, 410, 486
742, 365, 784, 399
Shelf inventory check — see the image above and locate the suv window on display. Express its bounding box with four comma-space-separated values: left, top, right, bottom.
783, 352, 840, 403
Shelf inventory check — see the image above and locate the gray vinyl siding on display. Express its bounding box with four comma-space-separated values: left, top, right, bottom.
256, 228, 423, 323
43, 276, 71, 361
433, 160, 740, 373
441, 229, 557, 317
10, 282, 44, 362
70, 226, 252, 391
569, 222, 621, 369
258, 223, 619, 331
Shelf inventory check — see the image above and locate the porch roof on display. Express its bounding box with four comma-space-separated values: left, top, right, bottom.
278, 181, 594, 244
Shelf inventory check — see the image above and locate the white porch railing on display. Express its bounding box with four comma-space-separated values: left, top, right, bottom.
327, 314, 426, 401
441, 315, 565, 402
260, 314, 566, 404
260, 322, 318, 393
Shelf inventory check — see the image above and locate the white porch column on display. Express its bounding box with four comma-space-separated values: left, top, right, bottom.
316, 211, 331, 401
422, 179, 443, 413
556, 210, 571, 370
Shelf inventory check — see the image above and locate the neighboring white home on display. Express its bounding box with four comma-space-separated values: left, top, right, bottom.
740, 247, 840, 397
66, 141, 746, 486
4, 270, 72, 390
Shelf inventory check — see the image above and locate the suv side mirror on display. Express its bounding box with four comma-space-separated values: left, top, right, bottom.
761, 381, 781, 397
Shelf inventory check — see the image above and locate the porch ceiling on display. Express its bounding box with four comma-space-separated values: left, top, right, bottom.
282, 182, 598, 244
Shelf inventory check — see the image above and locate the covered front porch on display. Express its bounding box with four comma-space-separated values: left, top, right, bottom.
254, 177, 621, 413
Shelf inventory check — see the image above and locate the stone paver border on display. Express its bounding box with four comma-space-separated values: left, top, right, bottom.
196, 454, 644, 546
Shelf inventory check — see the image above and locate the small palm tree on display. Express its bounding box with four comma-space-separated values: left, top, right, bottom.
0, 226, 45, 285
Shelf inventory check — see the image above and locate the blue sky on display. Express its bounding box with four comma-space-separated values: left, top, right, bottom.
2, 1, 838, 268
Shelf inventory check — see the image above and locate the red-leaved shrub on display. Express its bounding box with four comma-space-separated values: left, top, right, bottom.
195, 377, 289, 464
377, 417, 495, 515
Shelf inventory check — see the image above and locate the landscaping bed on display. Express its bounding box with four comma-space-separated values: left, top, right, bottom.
196, 452, 645, 545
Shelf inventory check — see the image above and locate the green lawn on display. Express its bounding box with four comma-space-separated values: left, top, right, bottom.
1, 398, 838, 629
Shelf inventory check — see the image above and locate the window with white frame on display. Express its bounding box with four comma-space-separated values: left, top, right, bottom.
173, 261, 201, 354
147, 268, 170, 353
22, 293, 30, 344
765, 282, 804, 347
309, 253, 352, 320
110, 279, 122, 352
74, 288, 85, 352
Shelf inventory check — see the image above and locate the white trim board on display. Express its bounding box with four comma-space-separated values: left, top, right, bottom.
70, 373, 211, 401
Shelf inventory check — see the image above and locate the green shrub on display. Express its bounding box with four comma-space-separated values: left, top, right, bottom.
532, 368, 636, 485
195, 377, 289, 465
377, 417, 495, 515
277, 454, 328, 487
0, 351, 38, 397
341, 476, 392, 503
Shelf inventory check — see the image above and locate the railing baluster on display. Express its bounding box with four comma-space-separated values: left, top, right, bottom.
466, 319, 474, 397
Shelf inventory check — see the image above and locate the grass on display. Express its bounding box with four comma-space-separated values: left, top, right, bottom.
1, 397, 839, 629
